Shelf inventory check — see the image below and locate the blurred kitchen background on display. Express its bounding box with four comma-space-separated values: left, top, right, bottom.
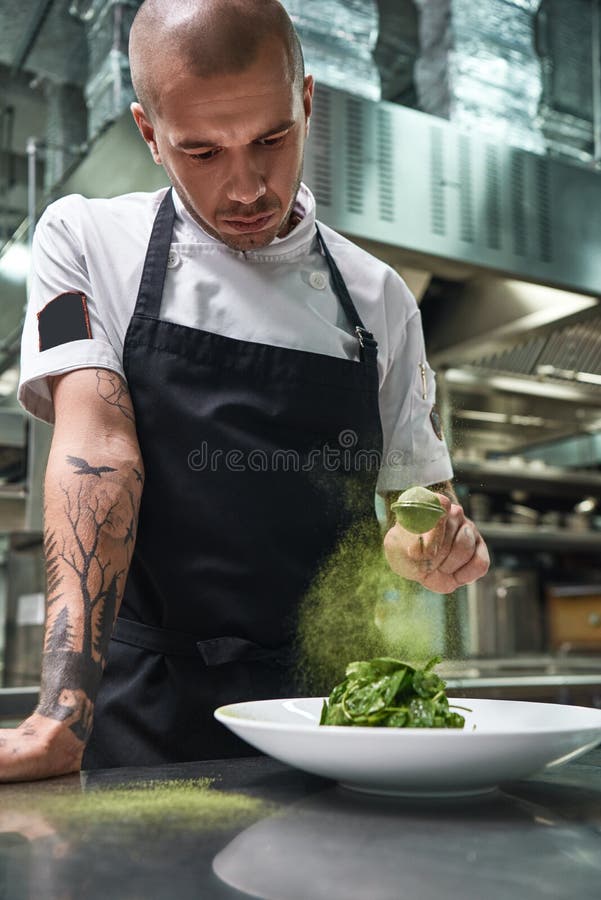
1, 0, 601, 719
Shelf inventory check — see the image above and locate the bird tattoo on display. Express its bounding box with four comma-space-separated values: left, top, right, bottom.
67, 456, 117, 477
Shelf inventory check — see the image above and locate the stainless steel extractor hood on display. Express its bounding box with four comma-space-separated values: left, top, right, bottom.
304, 86, 601, 299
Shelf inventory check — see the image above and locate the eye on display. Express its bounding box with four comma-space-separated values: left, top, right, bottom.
257, 134, 286, 147
189, 149, 221, 161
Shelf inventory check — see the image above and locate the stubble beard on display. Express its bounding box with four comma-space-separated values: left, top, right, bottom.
167, 167, 304, 252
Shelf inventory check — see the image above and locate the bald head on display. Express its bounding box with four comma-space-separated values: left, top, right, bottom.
129, 0, 305, 118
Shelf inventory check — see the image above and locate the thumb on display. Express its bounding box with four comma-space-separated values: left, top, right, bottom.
433, 492, 452, 516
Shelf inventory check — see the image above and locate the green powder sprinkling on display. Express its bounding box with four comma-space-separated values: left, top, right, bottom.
31, 779, 266, 834
295, 520, 446, 694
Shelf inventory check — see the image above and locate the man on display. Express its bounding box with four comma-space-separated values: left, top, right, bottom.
1, 0, 488, 781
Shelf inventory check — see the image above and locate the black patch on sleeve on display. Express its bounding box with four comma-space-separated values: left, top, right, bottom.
37, 292, 92, 351
430, 404, 444, 441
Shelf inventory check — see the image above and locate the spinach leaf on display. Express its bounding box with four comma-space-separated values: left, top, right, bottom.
320, 655, 466, 729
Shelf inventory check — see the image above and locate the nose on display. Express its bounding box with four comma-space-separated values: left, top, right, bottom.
225, 154, 267, 205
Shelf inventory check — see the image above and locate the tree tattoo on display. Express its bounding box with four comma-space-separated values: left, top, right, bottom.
39, 461, 142, 744
46, 605, 75, 651
52, 478, 130, 661
44, 528, 65, 611
124, 519, 135, 545
95, 369, 135, 422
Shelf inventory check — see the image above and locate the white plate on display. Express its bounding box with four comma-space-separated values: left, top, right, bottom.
214, 697, 601, 796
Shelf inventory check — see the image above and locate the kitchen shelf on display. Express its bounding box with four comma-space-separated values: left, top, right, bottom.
445, 673, 601, 689
454, 461, 601, 497
439, 655, 601, 702
0, 484, 26, 500
478, 522, 601, 550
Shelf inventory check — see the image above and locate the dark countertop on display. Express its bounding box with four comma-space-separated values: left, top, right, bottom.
1, 749, 600, 900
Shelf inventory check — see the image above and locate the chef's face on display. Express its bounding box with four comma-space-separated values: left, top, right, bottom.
131, 38, 313, 251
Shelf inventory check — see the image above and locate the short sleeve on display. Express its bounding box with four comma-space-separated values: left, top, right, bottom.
377, 295, 453, 495
18, 199, 125, 425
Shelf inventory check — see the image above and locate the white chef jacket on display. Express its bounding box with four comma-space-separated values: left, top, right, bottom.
18, 182, 453, 494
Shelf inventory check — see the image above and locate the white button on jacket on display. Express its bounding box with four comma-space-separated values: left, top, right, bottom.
309, 271, 328, 290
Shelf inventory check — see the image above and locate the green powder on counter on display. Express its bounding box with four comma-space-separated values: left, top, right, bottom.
295, 520, 446, 694
32, 778, 266, 834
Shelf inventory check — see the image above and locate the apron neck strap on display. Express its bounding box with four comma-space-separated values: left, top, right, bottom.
134, 188, 177, 319
314, 225, 378, 363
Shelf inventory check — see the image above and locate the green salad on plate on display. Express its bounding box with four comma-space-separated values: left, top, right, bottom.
320, 656, 467, 729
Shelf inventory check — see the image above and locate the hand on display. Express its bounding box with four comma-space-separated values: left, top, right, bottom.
0, 713, 84, 783
384, 494, 490, 594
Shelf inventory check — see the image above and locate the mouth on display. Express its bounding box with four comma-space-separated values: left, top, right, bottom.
222, 212, 276, 234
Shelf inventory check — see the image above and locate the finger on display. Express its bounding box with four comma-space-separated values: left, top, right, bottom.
434, 493, 452, 515
384, 496, 461, 584
424, 534, 490, 593
420, 568, 458, 594
408, 508, 451, 562
438, 520, 478, 575
452, 535, 491, 586
420, 497, 472, 568
424, 508, 464, 566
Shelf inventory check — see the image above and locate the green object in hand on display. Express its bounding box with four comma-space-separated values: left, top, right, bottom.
390, 485, 445, 534
320, 656, 466, 729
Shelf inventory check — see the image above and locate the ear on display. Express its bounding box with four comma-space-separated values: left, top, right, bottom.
303, 74, 314, 135
131, 102, 162, 165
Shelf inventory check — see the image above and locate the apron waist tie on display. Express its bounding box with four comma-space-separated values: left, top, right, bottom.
111, 616, 294, 667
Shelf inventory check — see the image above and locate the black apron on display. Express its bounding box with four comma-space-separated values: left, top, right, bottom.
83, 189, 383, 768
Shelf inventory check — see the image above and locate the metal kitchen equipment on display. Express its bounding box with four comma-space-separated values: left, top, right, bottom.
464, 567, 543, 657
0, 531, 45, 687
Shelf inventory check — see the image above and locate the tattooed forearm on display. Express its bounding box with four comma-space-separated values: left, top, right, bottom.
95, 369, 135, 422
38, 447, 144, 744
